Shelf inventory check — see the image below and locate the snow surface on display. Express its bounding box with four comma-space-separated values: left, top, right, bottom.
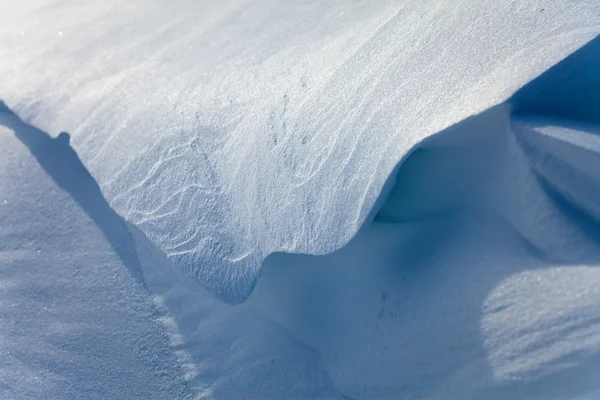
0, 111, 344, 400
1, 1, 600, 399
0, 115, 191, 399
2, 0, 600, 302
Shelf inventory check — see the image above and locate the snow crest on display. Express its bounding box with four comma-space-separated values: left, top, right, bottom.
1, 0, 600, 303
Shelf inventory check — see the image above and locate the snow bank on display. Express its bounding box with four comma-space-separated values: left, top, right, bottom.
2, 2, 600, 398
0, 116, 191, 400
250, 40, 600, 397
0, 109, 345, 400
2, 0, 600, 303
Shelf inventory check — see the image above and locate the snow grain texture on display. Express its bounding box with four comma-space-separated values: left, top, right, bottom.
1, 0, 600, 302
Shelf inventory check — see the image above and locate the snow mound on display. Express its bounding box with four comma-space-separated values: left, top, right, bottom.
0, 116, 191, 400
1, 0, 600, 303
250, 80, 600, 400
248, 37, 600, 398
2, 3, 600, 398
0, 109, 345, 400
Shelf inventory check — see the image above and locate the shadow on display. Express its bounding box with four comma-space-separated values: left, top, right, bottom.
0, 101, 143, 283
0, 34, 598, 400
0, 100, 348, 399
511, 35, 600, 124
252, 35, 600, 399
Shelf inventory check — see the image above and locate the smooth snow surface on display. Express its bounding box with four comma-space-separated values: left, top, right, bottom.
2, 0, 600, 302
1, 1, 600, 399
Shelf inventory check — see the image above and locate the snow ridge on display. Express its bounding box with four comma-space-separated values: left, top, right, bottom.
249, 35, 600, 399
1, 3, 600, 398
2, 0, 600, 303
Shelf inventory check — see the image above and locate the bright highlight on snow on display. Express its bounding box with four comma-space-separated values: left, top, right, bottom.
1, 1, 599, 399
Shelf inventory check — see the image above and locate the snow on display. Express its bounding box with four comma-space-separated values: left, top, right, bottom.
0, 116, 191, 399
250, 90, 600, 398
2, 0, 600, 303
1, 0, 600, 399
0, 112, 343, 400
252, 213, 600, 399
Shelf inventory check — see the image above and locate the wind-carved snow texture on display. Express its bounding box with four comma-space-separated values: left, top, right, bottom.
0, 108, 193, 400
1, 0, 600, 303
2, 2, 600, 399
251, 37, 600, 399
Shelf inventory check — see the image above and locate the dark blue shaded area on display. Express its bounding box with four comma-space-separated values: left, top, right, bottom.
511, 35, 600, 123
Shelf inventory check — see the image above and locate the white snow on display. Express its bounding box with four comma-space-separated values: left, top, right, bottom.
0, 119, 191, 399
1, 0, 600, 399
0, 114, 344, 400
2, 0, 600, 302
250, 108, 600, 399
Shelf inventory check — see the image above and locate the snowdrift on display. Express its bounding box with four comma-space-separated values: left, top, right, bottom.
2, 1, 600, 399
250, 38, 600, 398
2, 0, 600, 304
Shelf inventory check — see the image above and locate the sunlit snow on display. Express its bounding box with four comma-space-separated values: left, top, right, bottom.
1, 1, 600, 399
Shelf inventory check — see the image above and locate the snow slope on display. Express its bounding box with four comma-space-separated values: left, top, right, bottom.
2, 1, 600, 399
0, 110, 345, 400
252, 114, 600, 399
2, 0, 600, 303
0, 113, 191, 399
249, 39, 600, 397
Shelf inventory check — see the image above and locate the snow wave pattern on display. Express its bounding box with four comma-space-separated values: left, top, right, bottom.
1, 1, 599, 303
